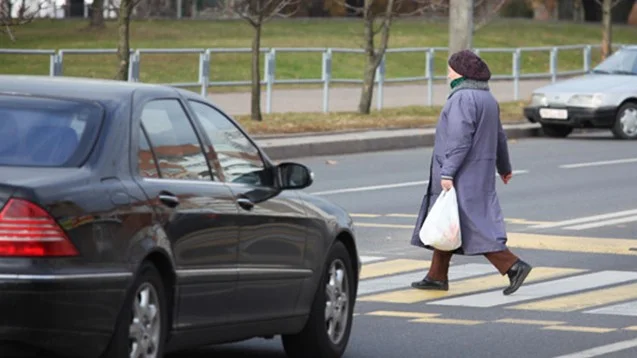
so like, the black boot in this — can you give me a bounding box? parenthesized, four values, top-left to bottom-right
(503, 260, 532, 296)
(411, 276, 449, 291)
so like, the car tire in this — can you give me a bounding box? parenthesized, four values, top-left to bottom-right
(101, 261, 167, 358)
(541, 123, 573, 138)
(611, 102, 637, 140)
(281, 240, 355, 358)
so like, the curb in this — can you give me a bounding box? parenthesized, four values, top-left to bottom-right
(255, 123, 543, 160)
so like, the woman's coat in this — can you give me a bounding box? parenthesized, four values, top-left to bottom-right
(410, 81, 513, 255)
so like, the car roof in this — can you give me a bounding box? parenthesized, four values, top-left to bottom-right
(0, 75, 179, 103)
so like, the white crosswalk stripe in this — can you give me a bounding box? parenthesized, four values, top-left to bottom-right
(355, 258, 637, 319)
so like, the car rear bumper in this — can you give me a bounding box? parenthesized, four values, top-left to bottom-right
(0, 271, 132, 358)
(524, 105, 617, 127)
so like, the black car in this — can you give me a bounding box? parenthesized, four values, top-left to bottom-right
(0, 75, 360, 358)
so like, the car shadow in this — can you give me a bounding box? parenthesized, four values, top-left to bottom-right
(167, 340, 287, 358)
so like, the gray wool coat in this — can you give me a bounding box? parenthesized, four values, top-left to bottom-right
(410, 79, 512, 255)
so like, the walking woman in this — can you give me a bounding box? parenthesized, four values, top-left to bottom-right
(410, 49, 532, 296)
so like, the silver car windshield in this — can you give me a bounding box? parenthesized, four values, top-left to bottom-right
(591, 49, 637, 75)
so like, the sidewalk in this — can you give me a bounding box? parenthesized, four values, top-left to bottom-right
(208, 79, 552, 115)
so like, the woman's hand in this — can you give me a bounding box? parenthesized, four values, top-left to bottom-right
(441, 179, 453, 191)
(500, 172, 513, 184)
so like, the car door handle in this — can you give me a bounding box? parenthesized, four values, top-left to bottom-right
(158, 192, 180, 208)
(237, 197, 254, 211)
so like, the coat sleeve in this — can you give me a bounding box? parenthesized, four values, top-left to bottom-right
(440, 94, 477, 180)
(495, 104, 513, 175)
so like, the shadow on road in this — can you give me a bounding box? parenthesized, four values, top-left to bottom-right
(167, 340, 287, 358)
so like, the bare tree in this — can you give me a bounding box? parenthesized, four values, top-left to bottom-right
(337, 0, 448, 115)
(228, 0, 301, 122)
(0, 0, 45, 42)
(596, 0, 623, 60)
(90, 0, 105, 28)
(116, 0, 143, 80)
(449, 0, 511, 59)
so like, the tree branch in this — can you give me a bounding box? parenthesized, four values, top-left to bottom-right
(0, 0, 46, 41)
(229, 0, 301, 28)
(474, 0, 511, 31)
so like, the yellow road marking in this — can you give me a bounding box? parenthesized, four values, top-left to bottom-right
(494, 318, 566, 326)
(387, 214, 418, 218)
(507, 233, 637, 256)
(410, 317, 485, 326)
(350, 213, 382, 218)
(359, 267, 584, 304)
(542, 325, 616, 334)
(505, 218, 553, 225)
(624, 326, 637, 331)
(366, 311, 439, 319)
(360, 259, 429, 280)
(509, 283, 637, 312)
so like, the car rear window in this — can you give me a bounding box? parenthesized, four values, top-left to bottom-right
(0, 95, 103, 167)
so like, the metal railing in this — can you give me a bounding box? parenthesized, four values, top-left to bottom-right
(0, 43, 627, 112)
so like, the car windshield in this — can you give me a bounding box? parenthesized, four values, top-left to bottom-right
(0, 95, 103, 167)
(591, 48, 637, 75)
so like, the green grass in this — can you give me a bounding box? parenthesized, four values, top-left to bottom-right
(0, 18, 634, 93)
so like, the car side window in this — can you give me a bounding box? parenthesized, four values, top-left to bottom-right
(140, 99, 213, 181)
(187, 100, 273, 187)
(138, 128, 160, 178)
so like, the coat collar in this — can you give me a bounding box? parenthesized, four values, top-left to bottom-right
(448, 79, 490, 99)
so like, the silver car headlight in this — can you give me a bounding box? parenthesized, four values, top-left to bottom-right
(567, 94, 605, 107)
(530, 93, 548, 106)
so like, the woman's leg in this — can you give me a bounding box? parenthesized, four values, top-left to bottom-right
(411, 249, 452, 290)
(484, 248, 532, 296)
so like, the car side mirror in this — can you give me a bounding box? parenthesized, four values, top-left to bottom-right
(277, 162, 314, 190)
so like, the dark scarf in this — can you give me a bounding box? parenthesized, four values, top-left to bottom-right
(448, 78, 490, 98)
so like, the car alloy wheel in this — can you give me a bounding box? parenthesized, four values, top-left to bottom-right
(619, 107, 637, 137)
(129, 283, 162, 358)
(325, 258, 350, 345)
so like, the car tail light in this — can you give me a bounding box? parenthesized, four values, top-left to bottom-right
(0, 198, 79, 257)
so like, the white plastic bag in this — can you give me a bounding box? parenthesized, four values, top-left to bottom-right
(419, 187, 462, 251)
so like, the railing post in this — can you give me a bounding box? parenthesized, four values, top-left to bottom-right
(513, 49, 521, 101)
(322, 49, 332, 113)
(199, 49, 210, 97)
(426, 48, 434, 106)
(57, 50, 65, 76)
(264, 48, 276, 114)
(49, 53, 59, 76)
(128, 51, 140, 82)
(550, 47, 558, 83)
(376, 53, 386, 111)
(583, 45, 592, 73)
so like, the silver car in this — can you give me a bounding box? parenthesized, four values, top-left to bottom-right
(524, 45, 637, 139)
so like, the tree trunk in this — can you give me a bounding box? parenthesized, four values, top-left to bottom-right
(250, 24, 263, 122)
(358, 12, 377, 114)
(627, 0, 637, 25)
(529, 0, 550, 20)
(573, 0, 585, 22)
(448, 0, 474, 56)
(90, 0, 105, 28)
(116, 0, 132, 81)
(601, 0, 612, 60)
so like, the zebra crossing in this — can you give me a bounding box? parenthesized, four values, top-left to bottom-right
(356, 256, 637, 318)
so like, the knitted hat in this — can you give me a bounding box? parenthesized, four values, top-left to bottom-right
(448, 49, 491, 81)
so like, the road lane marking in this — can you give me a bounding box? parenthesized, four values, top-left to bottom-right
(551, 338, 637, 358)
(585, 299, 637, 317)
(530, 208, 637, 229)
(360, 259, 429, 280)
(564, 215, 637, 230)
(429, 271, 637, 308)
(358, 267, 583, 304)
(559, 157, 637, 169)
(505, 233, 637, 256)
(358, 263, 496, 296)
(504, 218, 553, 225)
(509, 282, 637, 312)
(494, 318, 566, 326)
(386, 213, 418, 218)
(310, 169, 528, 196)
(310, 180, 429, 196)
(409, 317, 485, 325)
(366, 311, 439, 319)
(542, 325, 616, 334)
(359, 256, 386, 264)
(624, 326, 637, 331)
(350, 214, 382, 218)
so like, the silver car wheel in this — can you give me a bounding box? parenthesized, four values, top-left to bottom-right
(619, 108, 637, 137)
(324, 258, 350, 345)
(129, 283, 161, 358)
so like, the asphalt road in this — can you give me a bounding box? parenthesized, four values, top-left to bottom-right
(174, 129, 637, 358)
